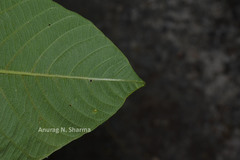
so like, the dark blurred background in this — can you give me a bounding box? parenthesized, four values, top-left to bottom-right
(48, 0, 240, 159)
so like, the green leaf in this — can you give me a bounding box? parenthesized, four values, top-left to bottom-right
(0, 0, 144, 159)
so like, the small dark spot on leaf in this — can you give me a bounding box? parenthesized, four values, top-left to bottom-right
(90, 80, 93, 82)
(38, 116, 43, 122)
(48, 24, 51, 26)
(69, 104, 72, 107)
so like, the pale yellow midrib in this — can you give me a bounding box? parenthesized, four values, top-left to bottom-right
(0, 69, 144, 83)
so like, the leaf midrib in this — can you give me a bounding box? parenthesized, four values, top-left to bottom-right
(0, 69, 144, 83)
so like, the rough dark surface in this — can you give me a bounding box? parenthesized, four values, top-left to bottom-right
(49, 0, 240, 160)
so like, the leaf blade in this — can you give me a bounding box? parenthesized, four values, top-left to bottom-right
(0, 0, 144, 159)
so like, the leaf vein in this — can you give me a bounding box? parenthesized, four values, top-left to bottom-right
(0, 6, 59, 46)
(5, 15, 77, 69)
(0, 69, 145, 83)
(31, 23, 91, 72)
